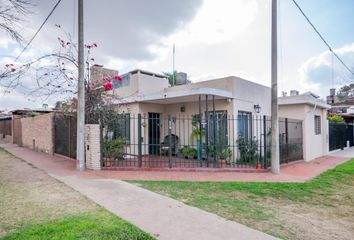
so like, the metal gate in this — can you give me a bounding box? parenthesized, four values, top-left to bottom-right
(13, 118, 22, 146)
(54, 115, 77, 158)
(0, 118, 11, 137)
(329, 122, 353, 151)
(279, 118, 303, 164)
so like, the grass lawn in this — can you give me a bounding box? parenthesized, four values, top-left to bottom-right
(2, 210, 153, 240)
(0, 148, 154, 240)
(132, 159, 354, 240)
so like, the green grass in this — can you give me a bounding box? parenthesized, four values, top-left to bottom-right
(1, 210, 154, 240)
(133, 159, 354, 202)
(0, 148, 154, 240)
(131, 159, 354, 240)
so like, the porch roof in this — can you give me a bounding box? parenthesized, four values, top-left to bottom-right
(113, 87, 233, 105)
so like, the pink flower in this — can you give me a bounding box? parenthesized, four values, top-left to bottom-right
(103, 81, 113, 91)
(5, 64, 9, 67)
(114, 75, 123, 81)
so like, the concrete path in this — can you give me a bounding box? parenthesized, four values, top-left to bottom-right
(329, 147, 354, 158)
(57, 175, 277, 240)
(0, 142, 278, 240)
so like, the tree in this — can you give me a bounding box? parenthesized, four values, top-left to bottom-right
(336, 83, 354, 102)
(327, 114, 345, 123)
(0, 25, 123, 124)
(163, 71, 191, 86)
(0, 0, 32, 43)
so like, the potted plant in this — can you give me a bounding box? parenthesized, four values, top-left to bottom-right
(181, 146, 197, 159)
(237, 137, 258, 166)
(102, 137, 126, 167)
(218, 148, 232, 167)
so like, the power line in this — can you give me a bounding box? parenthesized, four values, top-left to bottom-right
(15, 0, 62, 61)
(291, 0, 354, 76)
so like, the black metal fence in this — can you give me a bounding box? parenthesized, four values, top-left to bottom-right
(101, 113, 303, 169)
(329, 122, 354, 151)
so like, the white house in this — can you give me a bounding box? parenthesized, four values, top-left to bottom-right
(92, 66, 329, 169)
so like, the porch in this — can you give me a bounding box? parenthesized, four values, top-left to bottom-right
(101, 112, 303, 170)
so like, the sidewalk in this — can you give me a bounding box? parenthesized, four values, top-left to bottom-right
(0, 142, 278, 240)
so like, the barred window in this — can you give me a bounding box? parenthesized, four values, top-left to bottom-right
(314, 115, 321, 135)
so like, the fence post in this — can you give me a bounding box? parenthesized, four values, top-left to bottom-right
(263, 115, 267, 169)
(168, 114, 172, 168)
(138, 114, 142, 168)
(285, 118, 289, 164)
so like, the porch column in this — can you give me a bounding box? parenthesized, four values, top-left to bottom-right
(205, 95, 209, 164)
(198, 95, 202, 161)
(212, 95, 216, 163)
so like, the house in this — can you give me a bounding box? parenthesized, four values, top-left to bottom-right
(88, 67, 328, 169)
(326, 88, 354, 123)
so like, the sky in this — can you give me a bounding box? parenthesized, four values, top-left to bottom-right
(0, 0, 354, 110)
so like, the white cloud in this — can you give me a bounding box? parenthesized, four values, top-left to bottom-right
(298, 42, 354, 97)
(169, 0, 259, 46)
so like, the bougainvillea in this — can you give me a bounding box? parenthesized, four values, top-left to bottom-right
(114, 75, 123, 81)
(103, 81, 113, 91)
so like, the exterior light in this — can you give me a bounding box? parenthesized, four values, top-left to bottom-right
(254, 104, 261, 114)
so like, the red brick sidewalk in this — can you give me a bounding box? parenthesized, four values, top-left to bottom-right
(0, 142, 350, 182)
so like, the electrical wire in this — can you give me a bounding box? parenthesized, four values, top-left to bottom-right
(291, 0, 354, 76)
(15, 0, 62, 61)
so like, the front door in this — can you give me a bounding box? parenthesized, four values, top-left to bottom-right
(148, 113, 161, 155)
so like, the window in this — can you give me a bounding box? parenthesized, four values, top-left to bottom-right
(107, 113, 131, 142)
(238, 111, 252, 139)
(314, 115, 321, 135)
(112, 74, 130, 89)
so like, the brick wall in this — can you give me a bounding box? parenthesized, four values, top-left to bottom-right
(85, 124, 101, 170)
(20, 112, 54, 154)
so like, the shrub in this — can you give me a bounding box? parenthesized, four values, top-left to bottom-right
(103, 137, 126, 160)
(237, 137, 258, 164)
(327, 114, 345, 123)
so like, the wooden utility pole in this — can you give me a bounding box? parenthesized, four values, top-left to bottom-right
(76, 0, 85, 171)
(271, 0, 280, 174)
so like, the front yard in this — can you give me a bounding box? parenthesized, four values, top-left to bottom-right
(133, 159, 354, 240)
(0, 148, 154, 240)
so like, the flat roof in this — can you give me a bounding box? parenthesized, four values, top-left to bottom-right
(125, 69, 166, 79)
(278, 93, 331, 109)
(112, 87, 233, 105)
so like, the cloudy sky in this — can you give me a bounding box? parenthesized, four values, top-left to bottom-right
(1, 0, 354, 110)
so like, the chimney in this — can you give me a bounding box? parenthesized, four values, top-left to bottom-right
(330, 88, 336, 96)
(290, 90, 299, 96)
(175, 72, 187, 85)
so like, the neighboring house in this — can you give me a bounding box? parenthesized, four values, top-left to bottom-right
(93, 67, 330, 168)
(279, 91, 330, 161)
(326, 88, 354, 123)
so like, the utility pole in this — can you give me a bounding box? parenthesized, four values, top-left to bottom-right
(271, 0, 280, 174)
(76, 0, 85, 171)
(172, 43, 175, 86)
